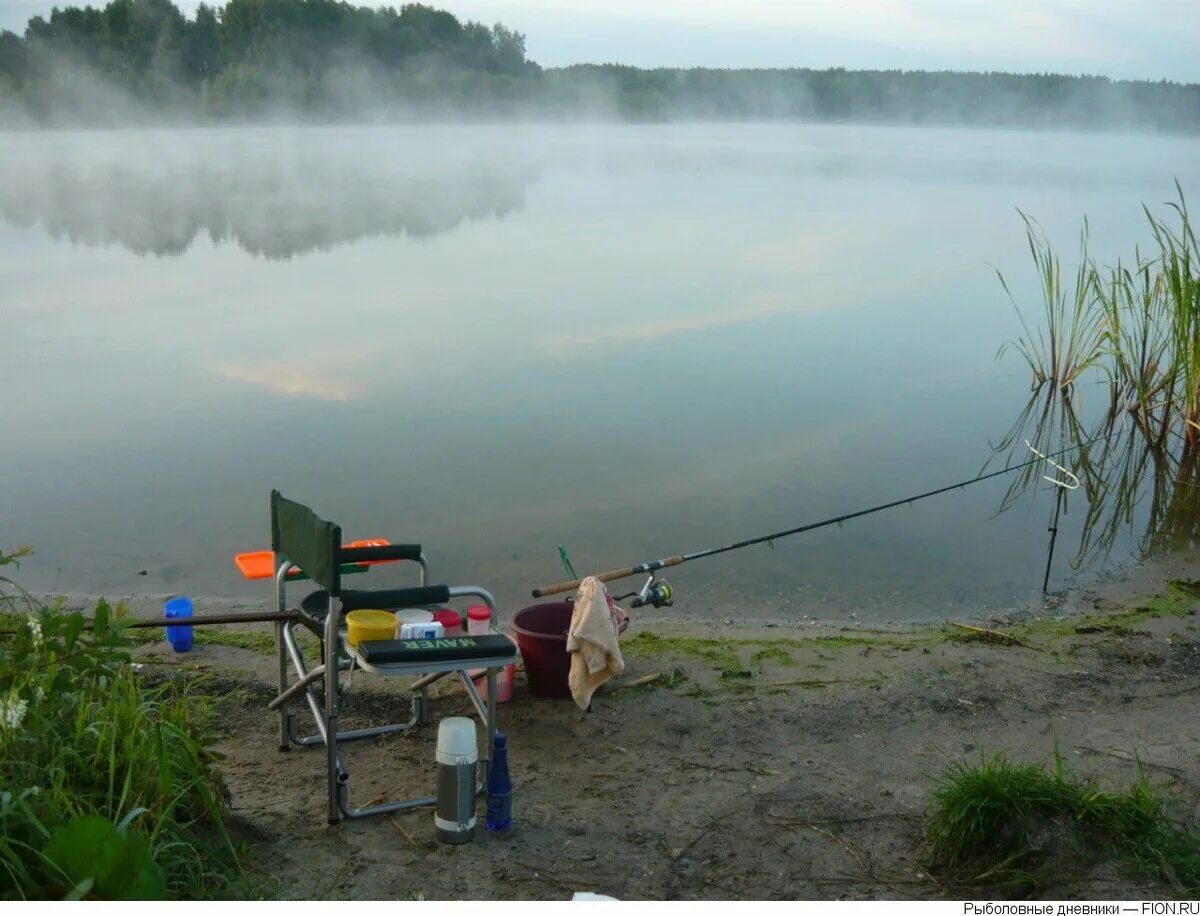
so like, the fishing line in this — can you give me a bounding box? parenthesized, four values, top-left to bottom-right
(532, 431, 1111, 598)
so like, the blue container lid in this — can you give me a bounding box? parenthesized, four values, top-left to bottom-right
(164, 596, 193, 617)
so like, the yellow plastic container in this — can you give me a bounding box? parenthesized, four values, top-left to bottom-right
(346, 609, 397, 647)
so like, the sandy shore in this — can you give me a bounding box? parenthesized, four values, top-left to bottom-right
(40, 550, 1200, 899)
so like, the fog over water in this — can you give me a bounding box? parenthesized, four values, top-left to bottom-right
(2, 122, 1199, 621)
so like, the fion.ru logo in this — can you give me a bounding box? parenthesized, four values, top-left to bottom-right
(967, 904, 1199, 916)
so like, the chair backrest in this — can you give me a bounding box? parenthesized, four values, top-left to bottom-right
(270, 490, 342, 593)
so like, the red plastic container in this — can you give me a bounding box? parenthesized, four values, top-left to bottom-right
(511, 601, 575, 699)
(432, 609, 463, 636)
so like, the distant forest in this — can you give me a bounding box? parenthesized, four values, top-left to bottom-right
(1, 0, 1199, 129)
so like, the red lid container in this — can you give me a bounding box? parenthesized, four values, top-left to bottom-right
(467, 605, 491, 622)
(433, 609, 463, 631)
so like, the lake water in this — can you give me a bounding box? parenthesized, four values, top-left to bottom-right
(2, 123, 1199, 622)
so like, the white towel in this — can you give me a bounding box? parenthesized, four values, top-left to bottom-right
(566, 576, 625, 710)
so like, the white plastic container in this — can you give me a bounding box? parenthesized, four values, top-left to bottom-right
(394, 608, 434, 638)
(466, 604, 491, 636)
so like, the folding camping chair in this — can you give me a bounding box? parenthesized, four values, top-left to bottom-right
(265, 490, 518, 824)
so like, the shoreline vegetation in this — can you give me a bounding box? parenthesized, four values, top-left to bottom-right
(0, 0, 1198, 129)
(0, 551, 244, 900)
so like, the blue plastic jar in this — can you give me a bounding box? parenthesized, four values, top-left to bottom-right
(163, 596, 194, 653)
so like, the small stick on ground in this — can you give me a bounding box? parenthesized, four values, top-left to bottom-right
(611, 672, 664, 691)
(677, 760, 725, 772)
(1072, 745, 1188, 777)
(950, 622, 1033, 648)
(802, 823, 873, 874)
(766, 811, 918, 827)
(388, 816, 430, 850)
(665, 818, 721, 862)
(1136, 683, 1200, 700)
(806, 876, 936, 888)
(513, 860, 602, 891)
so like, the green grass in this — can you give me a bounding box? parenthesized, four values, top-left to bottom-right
(623, 631, 747, 677)
(126, 625, 315, 657)
(1001, 582, 1198, 645)
(926, 748, 1200, 895)
(750, 644, 795, 668)
(621, 629, 914, 695)
(622, 629, 918, 678)
(625, 582, 1195, 685)
(1147, 580, 1200, 615)
(0, 587, 242, 899)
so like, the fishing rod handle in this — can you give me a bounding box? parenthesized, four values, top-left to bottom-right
(97, 610, 300, 630)
(531, 556, 684, 598)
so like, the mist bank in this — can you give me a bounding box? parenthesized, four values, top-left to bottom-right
(1, 0, 1199, 131)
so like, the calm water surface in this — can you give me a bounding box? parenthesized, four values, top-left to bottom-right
(3, 123, 1199, 620)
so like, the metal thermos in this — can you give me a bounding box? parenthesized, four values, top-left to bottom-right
(435, 717, 477, 844)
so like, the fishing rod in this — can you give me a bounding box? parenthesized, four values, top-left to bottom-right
(532, 436, 1100, 600)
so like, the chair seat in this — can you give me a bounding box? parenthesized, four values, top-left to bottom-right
(300, 589, 336, 618)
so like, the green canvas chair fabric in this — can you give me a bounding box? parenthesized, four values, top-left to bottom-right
(271, 489, 341, 592)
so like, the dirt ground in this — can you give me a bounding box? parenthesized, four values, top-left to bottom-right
(60, 553, 1200, 900)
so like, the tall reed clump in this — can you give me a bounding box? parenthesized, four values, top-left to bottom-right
(998, 213, 1105, 393)
(1001, 185, 1200, 448)
(0, 551, 241, 900)
(1148, 188, 1200, 445)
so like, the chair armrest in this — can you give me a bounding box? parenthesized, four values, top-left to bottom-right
(340, 585, 450, 611)
(340, 544, 422, 563)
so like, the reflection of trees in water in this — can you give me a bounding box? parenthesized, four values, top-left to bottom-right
(990, 384, 1200, 575)
(0, 142, 534, 258)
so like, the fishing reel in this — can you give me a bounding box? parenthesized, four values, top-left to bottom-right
(629, 574, 674, 609)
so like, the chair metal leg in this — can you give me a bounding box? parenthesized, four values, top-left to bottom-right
(279, 621, 418, 746)
(281, 624, 329, 743)
(485, 666, 498, 787)
(273, 559, 291, 751)
(276, 621, 289, 750)
(324, 591, 340, 825)
(417, 685, 430, 725)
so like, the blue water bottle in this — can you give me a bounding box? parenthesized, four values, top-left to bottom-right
(164, 596, 194, 653)
(485, 731, 512, 832)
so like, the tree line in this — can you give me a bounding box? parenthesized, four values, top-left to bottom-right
(1, 0, 1198, 129)
(0, 0, 534, 118)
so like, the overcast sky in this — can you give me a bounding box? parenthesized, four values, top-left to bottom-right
(2, 0, 1196, 83)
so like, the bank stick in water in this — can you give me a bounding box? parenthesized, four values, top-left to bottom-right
(531, 439, 1099, 598)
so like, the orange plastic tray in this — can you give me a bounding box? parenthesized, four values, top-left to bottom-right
(234, 538, 397, 580)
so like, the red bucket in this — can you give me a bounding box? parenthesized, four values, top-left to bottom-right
(511, 601, 575, 698)
(511, 600, 629, 699)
